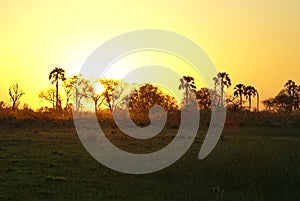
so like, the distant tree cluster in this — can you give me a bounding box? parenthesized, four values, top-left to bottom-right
(232, 84, 259, 111)
(129, 83, 178, 115)
(178, 72, 259, 112)
(262, 80, 300, 112)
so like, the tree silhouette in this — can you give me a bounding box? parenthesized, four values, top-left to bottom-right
(38, 87, 56, 109)
(0, 101, 6, 109)
(179, 76, 196, 107)
(262, 98, 275, 112)
(72, 75, 90, 112)
(284, 80, 299, 110)
(285, 80, 297, 97)
(244, 86, 257, 111)
(226, 95, 240, 110)
(297, 85, 300, 110)
(129, 83, 178, 120)
(234, 84, 245, 110)
(256, 89, 260, 112)
(62, 77, 75, 109)
(195, 87, 219, 110)
(213, 72, 231, 107)
(88, 80, 105, 112)
(100, 79, 127, 112)
(49, 67, 66, 110)
(8, 83, 25, 110)
(274, 90, 294, 112)
(262, 80, 300, 112)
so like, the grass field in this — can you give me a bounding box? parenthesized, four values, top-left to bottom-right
(0, 119, 299, 201)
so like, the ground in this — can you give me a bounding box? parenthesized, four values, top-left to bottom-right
(0, 119, 299, 201)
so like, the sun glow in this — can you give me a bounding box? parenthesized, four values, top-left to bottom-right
(94, 83, 105, 95)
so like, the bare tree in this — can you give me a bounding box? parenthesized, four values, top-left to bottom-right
(0, 101, 6, 109)
(62, 77, 75, 109)
(38, 87, 56, 109)
(72, 75, 91, 112)
(8, 83, 25, 110)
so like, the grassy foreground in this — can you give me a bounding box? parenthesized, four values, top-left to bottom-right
(0, 119, 299, 201)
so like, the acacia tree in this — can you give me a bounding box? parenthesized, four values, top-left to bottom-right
(49, 67, 66, 109)
(213, 72, 231, 107)
(234, 84, 245, 110)
(179, 76, 196, 107)
(8, 83, 25, 110)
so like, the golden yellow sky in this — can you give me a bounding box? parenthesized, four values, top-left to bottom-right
(0, 0, 300, 109)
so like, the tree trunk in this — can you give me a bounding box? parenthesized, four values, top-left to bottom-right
(185, 84, 189, 107)
(240, 93, 243, 110)
(249, 96, 251, 111)
(221, 82, 224, 108)
(52, 91, 55, 109)
(56, 79, 59, 110)
(95, 100, 98, 112)
(75, 89, 79, 112)
(257, 93, 259, 112)
(12, 101, 16, 110)
(65, 98, 69, 109)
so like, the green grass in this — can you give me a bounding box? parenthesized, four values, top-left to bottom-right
(0, 121, 299, 201)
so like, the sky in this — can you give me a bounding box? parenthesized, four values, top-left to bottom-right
(0, 0, 300, 109)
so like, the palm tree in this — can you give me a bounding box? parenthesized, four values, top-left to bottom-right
(297, 85, 300, 110)
(244, 86, 257, 111)
(284, 80, 298, 110)
(234, 84, 245, 110)
(285, 80, 297, 97)
(49, 67, 66, 109)
(179, 76, 196, 107)
(256, 89, 260, 112)
(214, 72, 231, 107)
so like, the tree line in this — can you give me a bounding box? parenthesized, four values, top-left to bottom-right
(262, 80, 300, 112)
(1, 67, 299, 115)
(37, 67, 178, 115)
